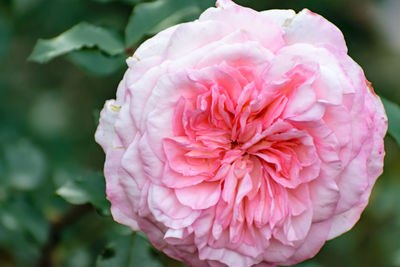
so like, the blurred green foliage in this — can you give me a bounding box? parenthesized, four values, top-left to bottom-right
(0, 0, 400, 266)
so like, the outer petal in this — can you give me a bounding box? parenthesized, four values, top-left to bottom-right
(201, 1, 285, 52)
(95, 99, 121, 153)
(104, 146, 141, 231)
(260, 9, 296, 26)
(283, 9, 347, 54)
(283, 220, 333, 265)
(328, 88, 387, 239)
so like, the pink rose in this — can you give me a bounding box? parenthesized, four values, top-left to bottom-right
(95, 0, 387, 266)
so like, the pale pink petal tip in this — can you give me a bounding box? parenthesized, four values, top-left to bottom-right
(216, 0, 236, 8)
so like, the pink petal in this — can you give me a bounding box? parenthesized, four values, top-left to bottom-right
(284, 9, 347, 54)
(175, 182, 221, 210)
(202, 0, 285, 53)
(162, 164, 206, 189)
(148, 184, 201, 229)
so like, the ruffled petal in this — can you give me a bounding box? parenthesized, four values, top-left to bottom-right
(175, 182, 221, 210)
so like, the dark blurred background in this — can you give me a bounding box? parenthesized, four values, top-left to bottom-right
(0, 0, 399, 266)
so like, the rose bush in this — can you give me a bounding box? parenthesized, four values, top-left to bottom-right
(95, 0, 387, 266)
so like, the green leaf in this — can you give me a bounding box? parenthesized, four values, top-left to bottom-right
(0, 16, 11, 62)
(63, 248, 92, 267)
(292, 261, 323, 267)
(1, 197, 49, 244)
(96, 233, 163, 267)
(29, 22, 124, 63)
(67, 50, 126, 76)
(91, 0, 115, 3)
(12, 0, 43, 15)
(195, 0, 215, 10)
(382, 97, 400, 146)
(0, 197, 49, 264)
(2, 139, 47, 191)
(91, 0, 142, 3)
(123, 0, 144, 4)
(125, 0, 204, 47)
(56, 172, 111, 215)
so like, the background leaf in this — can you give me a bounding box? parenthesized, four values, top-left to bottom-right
(96, 233, 163, 267)
(91, 0, 116, 3)
(56, 173, 111, 215)
(28, 22, 124, 63)
(0, 16, 11, 62)
(0, 196, 49, 265)
(125, 0, 213, 47)
(0, 138, 47, 191)
(1, 0, 400, 266)
(67, 50, 126, 76)
(381, 97, 400, 145)
(92, 0, 143, 3)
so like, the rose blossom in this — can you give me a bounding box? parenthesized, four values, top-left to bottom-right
(95, 0, 387, 266)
